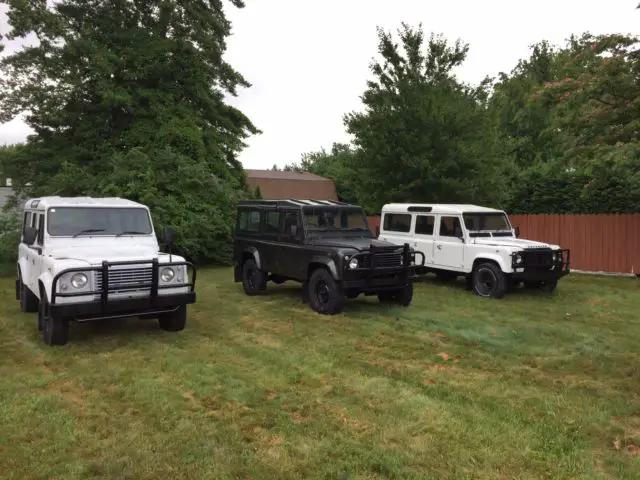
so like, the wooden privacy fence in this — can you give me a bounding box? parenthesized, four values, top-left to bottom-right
(367, 214, 640, 274)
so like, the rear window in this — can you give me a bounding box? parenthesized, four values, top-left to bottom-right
(382, 213, 412, 233)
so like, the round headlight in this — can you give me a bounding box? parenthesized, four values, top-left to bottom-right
(515, 255, 523, 264)
(161, 267, 175, 282)
(348, 258, 359, 270)
(70, 273, 88, 289)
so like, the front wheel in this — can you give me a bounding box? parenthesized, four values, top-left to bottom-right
(377, 282, 414, 306)
(20, 279, 39, 313)
(472, 262, 506, 299)
(40, 294, 69, 346)
(307, 268, 344, 315)
(159, 305, 187, 331)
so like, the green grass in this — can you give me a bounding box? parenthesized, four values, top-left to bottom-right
(0, 269, 639, 479)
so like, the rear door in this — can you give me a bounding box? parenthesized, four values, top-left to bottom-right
(413, 214, 436, 266)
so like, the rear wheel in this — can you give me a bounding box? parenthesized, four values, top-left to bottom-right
(308, 268, 344, 315)
(472, 262, 506, 299)
(159, 305, 187, 331)
(242, 258, 266, 295)
(40, 293, 69, 346)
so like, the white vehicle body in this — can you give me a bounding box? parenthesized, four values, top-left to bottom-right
(16, 196, 196, 345)
(378, 203, 570, 297)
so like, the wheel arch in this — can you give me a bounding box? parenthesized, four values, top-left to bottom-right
(307, 257, 339, 280)
(471, 254, 509, 273)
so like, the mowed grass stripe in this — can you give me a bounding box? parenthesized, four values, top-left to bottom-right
(0, 268, 638, 479)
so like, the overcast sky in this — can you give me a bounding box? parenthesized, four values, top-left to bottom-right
(0, 0, 638, 169)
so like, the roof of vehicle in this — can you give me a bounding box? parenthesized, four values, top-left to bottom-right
(237, 199, 362, 209)
(381, 203, 505, 214)
(23, 196, 148, 210)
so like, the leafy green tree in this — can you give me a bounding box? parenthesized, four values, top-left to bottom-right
(0, 0, 259, 264)
(341, 23, 510, 213)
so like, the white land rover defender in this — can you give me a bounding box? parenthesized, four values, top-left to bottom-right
(16, 196, 197, 346)
(377, 203, 570, 298)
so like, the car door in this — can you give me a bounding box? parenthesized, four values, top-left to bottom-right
(433, 215, 465, 271)
(260, 208, 282, 273)
(413, 214, 436, 266)
(278, 209, 306, 280)
(24, 212, 45, 293)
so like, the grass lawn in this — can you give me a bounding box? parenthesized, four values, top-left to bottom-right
(0, 268, 639, 479)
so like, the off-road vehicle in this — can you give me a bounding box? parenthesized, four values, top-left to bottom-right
(233, 199, 424, 314)
(378, 203, 570, 298)
(16, 196, 197, 346)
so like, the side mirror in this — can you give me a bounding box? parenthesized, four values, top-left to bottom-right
(23, 226, 38, 246)
(290, 225, 298, 237)
(164, 225, 175, 245)
(514, 226, 520, 238)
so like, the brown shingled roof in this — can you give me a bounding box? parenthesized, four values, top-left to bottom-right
(246, 169, 338, 200)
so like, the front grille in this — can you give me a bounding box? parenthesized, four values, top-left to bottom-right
(520, 249, 554, 268)
(361, 252, 403, 268)
(95, 266, 153, 293)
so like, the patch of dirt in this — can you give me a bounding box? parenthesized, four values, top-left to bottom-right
(263, 390, 278, 401)
(291, 410, 311, 423)
(437, 352, 450, 361)
(613, 437, 640, 456)
(42, 379, 87, 407)
(242, 316, 293, 335)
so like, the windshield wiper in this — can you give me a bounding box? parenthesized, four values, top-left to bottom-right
(72, 228, 105, 238)
(116, 230, 147, 237)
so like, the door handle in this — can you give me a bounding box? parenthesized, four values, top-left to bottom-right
(436, 244, 442, 250)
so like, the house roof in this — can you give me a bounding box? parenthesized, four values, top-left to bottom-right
(245, 169, 338, 201)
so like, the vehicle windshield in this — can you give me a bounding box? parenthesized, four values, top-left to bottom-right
(303, 208, 370, 233)
(462, 212, 512, 233)
(47, 207, 153, 237)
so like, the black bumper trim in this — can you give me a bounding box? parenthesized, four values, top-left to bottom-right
(511, 269, 570, 282)
(51, 292, 196, 319)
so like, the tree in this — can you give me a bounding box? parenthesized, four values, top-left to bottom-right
(341, 23, 510, 213)
(0, 0, 259, 264)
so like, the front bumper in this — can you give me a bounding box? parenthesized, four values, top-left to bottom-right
(50, 292, 196, 320)
(342, 243, 425, 291)
(511, 248, 570, 282)
(50, 258, 196, 321)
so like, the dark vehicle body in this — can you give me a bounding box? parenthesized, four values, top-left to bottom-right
(233, 199, 424, 314)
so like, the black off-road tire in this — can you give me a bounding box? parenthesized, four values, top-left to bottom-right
(40, 293, 69, 346)
(307, 268, 345, 315)
(19, 277, 39, 313)
(159, 305, 187, 332)
(472, 262, 506, 299)
(242, 258, 266, 296)
(377, 282, 414, 306)
(540, 279, 558, 293)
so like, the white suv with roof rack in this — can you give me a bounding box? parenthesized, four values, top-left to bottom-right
(16, 196, 197, 346)
(377, 203, 570, 298)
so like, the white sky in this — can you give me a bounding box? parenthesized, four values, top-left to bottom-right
(0, 0, 638, 169)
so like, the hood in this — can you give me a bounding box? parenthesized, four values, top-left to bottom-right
(47, 245, 162, 266)
(471, 237, 558, 250)
(307, 236, 399, 252)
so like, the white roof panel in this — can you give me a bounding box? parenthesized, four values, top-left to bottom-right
(381, 203, 504, 214)
(24, 196, 147, 210)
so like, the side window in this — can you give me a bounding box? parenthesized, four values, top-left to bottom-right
(438, 216, 463, 238)
(382, 213, 412, 233)
(36, 214, 44, 245)
(264, 210, 280, 235)
(23, 212, 31, 232)
(415, 215, 434, 235)
(282, 211, 300, 238)
(238, 210, 261, 232)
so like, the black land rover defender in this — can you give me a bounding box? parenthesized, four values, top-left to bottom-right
(233, 199, 425, 314)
